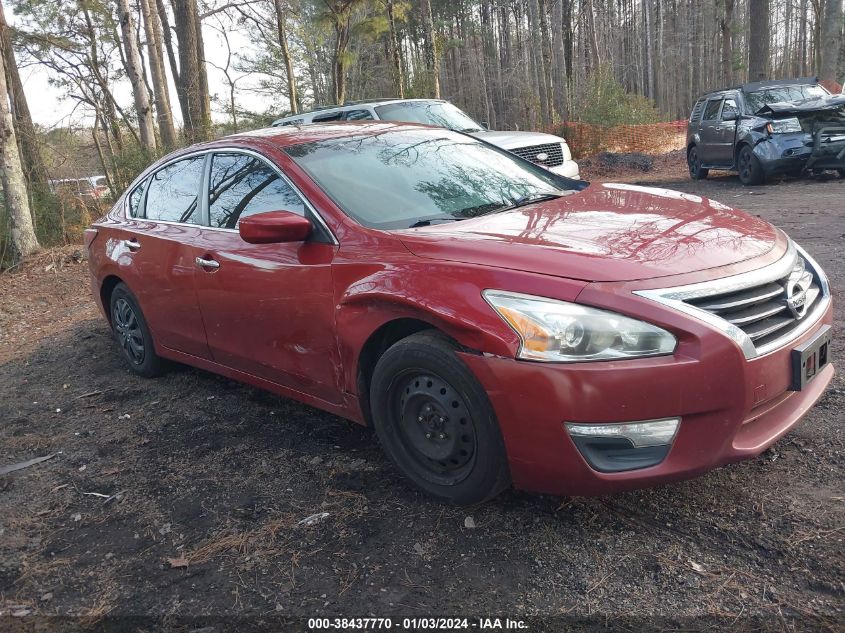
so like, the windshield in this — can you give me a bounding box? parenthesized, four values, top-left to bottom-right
(285, 129, 574, 229)
(745, 84, 829, 113)
(374, 101, 484, 133)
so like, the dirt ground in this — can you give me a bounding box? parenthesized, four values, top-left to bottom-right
(0, 159, 843, 632)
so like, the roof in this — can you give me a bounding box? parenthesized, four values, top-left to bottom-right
(272, 98, 448, 123)
(699, 76, 820, 98)
(214, 121, 437, 150)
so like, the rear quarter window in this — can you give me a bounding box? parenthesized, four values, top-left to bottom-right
(127, 179, 147, 218)
(690, 99, 706, 124)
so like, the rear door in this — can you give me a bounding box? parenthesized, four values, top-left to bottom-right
(192, 150, 341, 402)
(697, 98, 724, 163)
(117, 154, 212, 359)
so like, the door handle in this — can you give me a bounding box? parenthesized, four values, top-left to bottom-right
(125, 238, 141, 251)
(195, 256, 220, 270)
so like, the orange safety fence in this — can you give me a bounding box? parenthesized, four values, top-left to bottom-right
(548, 120, 688, 159)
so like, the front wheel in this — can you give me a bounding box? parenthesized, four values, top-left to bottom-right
(369, 332, 510, 504)
(737, 145, 765, 185)
(687, 146, 709, 180)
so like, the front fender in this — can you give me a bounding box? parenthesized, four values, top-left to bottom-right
(332, 259, 587, 395)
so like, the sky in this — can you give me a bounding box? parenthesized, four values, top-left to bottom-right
(8, 11, 277, 129)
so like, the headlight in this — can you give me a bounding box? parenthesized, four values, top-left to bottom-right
(767, 117, 802, 134)
(483, 290, 677, 362)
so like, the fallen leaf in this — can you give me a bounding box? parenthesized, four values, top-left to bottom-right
(167, 556, 189, 569)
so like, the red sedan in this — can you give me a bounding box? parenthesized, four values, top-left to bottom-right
(86, 122, 834, 503)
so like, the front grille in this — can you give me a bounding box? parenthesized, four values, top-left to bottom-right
(510, 143, 564, 167)
(684, 255, 822, 351)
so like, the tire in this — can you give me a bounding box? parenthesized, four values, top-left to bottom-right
(737, 145, 765, 185)
(109, 283, 163, 378)
(687, 146, 709, 180)
(369, 331, 510, 504)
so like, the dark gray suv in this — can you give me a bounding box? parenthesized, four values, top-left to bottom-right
(686, 77, 845, 185)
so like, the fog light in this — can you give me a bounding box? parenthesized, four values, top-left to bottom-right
(565, 418, 680, 473)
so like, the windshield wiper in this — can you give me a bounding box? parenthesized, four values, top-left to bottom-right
(483, 192, 566, 216)
(408, 218, 465, 228)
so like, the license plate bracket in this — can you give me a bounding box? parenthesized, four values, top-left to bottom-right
(790, 325, 832, 391)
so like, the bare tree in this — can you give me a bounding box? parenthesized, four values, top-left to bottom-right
(818, 0, 844, 84)
(421, 0, 440, 98)
(273, 0, 299, 113)
(139, 0, 177, 148)
(117, 0, 156, 154)
(171, 0, 211, 141)
(748, 0, 770, 80)
(0, 42, 38, 261)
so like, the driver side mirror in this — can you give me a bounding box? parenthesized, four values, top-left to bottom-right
(480, 120, 490, 130)
(722, 110, 738, 122)
(238, 211, 313, 244)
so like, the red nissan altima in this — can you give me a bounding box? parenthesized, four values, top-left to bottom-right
(86, 122, 834, 503)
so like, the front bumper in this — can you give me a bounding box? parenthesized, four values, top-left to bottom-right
(754, 130, 845, 176)
(459, 299, 833, 497)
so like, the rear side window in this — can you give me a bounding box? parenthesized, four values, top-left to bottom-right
(312, 111, 343, 123)
(702, 99, 722, 121)
(207, 153, 306, 229)
(345, 109, 374, 121)
(278, 118, 303, 126)
(127, 179, 146, 218)
(144, 156, 204, 224)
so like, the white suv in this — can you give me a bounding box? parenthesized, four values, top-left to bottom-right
(272, 99, 580, 180)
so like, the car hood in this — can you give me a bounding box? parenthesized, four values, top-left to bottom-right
(397, 184, 781, 283)
(469, 129, 568, 149)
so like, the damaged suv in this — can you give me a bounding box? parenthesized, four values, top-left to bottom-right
(687, 77, 845, 185)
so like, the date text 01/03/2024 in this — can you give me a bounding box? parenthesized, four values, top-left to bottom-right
(306, 617, 528, 630)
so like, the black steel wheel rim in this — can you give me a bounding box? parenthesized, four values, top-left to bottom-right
(112, 298, 145, 365)
(688, 148, 698, 175)
(390, 371, 478, 485)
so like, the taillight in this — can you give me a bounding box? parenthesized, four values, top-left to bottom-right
(84, 228, 98, 249)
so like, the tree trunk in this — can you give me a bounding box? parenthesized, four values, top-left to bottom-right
(819, 0, 843, 84)
(385, 0, 404, 98)
(171, 0, 210, 142)
(720, 0, 735, 84)
(0, 0, 48, 195)
(551, 0, 568, 119)
(274, 0, 300, 112)
(118, 0, 156, 154)
(747, 0, 770, 81)
(421, 0, 440, 98)
(527, 0, 550, 126)
(139, 0, 177, 148)
(0, 42, 38, 262)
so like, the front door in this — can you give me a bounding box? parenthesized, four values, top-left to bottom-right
(192, 151, 341, 403)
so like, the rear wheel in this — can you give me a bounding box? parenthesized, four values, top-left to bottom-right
(737, 145, 765, 185)
(109, 283, 163, 378)
(687, 146, 709, 180)
(369, 332, 510, 504)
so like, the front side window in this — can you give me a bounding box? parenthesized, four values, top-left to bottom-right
(374, 101, 484, 133)
(208, 153, 306, 229)
(702, 99, 722, 121)
(285, 129, 574, 230)
(722, 99, 739, 120)
(144, 156, 204, 223)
